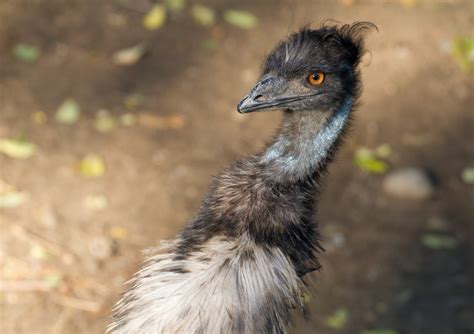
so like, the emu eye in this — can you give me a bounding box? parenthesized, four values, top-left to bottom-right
(307, 71, 325, 86)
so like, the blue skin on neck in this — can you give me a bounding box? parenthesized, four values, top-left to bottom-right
(261, 97, 353, 180)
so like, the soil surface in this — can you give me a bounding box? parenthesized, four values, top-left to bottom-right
(0, 1, 473, 333)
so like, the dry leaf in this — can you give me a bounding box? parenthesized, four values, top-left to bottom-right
(143, 4, 167, 30)
(0, 180, 28, 208)
(113, 44, 146, 66)
(79, 155, 106, 177)
(30, 245, 49, 260)
(223, 10, 258, 29)
(94, 110, 117, 132)
(0, 138, 36, 159)
(124, 94, 144, 110)
(461, 167, 474, 184)
(326, 309, 349, 329)
(301, 292, 312, 304)
(451, 37, 474, 72)
(109, 227, 129, 240)
(0, 190, 28, 208)
(13, 43, 41, 62)
(120, 113, 137, 126)
(354, 147, 389, 174)
(32, 111, 47, 124)
(165, 0, 185, 11)
(375, 144, 392, 158)
(56, 99, 80, 124)
(191, 5, 215, 27)
(84, 195, 108, 210)
(421, 234, 458, 250)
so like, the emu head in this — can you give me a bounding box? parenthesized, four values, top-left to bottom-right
(237, 22, 376, 114)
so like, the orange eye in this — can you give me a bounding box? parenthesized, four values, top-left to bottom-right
(307, 71, 325, 85)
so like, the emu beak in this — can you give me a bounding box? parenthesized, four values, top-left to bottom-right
(237, 76, 286, 114)
(237, 76, 317, 114)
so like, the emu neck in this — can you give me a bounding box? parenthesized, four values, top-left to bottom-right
(261, 98, 352, 182)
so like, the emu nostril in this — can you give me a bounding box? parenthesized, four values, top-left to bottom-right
(254, 94, 265, 102)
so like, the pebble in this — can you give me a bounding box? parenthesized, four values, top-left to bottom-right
(88, 236, 114, 260)
(383, 168, 435, 199)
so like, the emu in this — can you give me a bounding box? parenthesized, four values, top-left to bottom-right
(109, 22, 374, 334)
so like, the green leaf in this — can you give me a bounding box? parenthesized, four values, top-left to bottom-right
(143, 4, 167, 30)
(354, 148, 388, 174)
(94, 110, 117, 132)
(13, 43, 41, 62)
(451, 37, 474, 72)
(362, 330, 398, 334)
(223, 10, 258, 29)
(301, 292, 312, 304)
(165, 0, 185, 11)
(461, 167, 474, 184)
(124, 93, 144, 110)
(191, 5, 215, 27)
(55, 99, 80, 124)
(0, 138, 36, 159)
(79, 154, 106, 177)
(326, 308, 348, 329)
(421, 234, 458, 250)
(119, 113, 137, 126)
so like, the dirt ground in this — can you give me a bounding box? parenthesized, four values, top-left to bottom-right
(0, 0, 473, 333)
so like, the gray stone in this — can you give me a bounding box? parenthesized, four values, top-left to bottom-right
(383, 168, 435, 199)
(88, 236, 114, 260)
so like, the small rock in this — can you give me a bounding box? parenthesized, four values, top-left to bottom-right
(112, 44, 146, 66)
(88, 237, 114, 260)
(383, 168, 435, 199)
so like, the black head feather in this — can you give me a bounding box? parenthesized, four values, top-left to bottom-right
(240, 21, 377, 110)
(263, 22, 376, 76)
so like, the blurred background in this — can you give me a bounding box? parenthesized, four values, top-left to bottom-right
(0, 0, 473, 333)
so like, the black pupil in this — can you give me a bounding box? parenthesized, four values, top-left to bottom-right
(312, 73, 320, 80)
